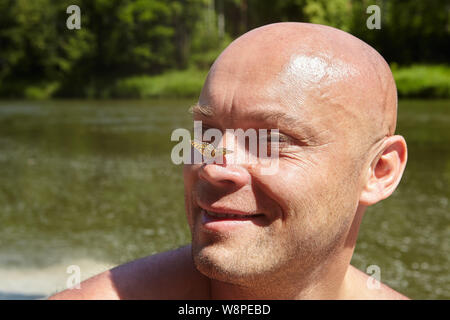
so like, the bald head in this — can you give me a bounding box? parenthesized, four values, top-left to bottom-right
(200, 22, 397, 152)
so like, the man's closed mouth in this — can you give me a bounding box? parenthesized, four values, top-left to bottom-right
(203, 209, 264, 220)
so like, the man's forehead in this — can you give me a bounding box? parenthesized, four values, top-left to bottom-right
(195, 77, 354, 139)
(197, 54, 361, 135)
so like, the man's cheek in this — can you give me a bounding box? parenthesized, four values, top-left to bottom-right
(263, 164, 316, 199)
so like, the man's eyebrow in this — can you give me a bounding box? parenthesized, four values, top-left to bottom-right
(246, 110, 300, 127)
(189, 104, 214, 117)
(245, 109, 320, 139)
(190, 104, 302, 126)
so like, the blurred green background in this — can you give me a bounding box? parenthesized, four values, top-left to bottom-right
(0, 0, 449, 99)
(0, 0, 448, 299)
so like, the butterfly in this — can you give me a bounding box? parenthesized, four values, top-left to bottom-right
(190, 140, 233, 159)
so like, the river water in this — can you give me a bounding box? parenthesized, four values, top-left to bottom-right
(0, 99, 448, 299)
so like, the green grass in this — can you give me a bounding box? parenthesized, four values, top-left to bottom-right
(113, 68, 208, 99)
(24, 82, 60, 100)
(392, 64, 450, 98)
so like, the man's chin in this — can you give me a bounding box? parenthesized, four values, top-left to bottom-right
(191, 242, 273, 286)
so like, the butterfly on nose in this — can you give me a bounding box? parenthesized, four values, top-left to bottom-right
(190, 140, 233, 159)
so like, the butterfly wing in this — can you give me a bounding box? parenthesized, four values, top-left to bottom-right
(191, 140, 207, 152)
(191, 140, 232, 159)
(191, 140, 214, 158)
(215, 148, 233, 156)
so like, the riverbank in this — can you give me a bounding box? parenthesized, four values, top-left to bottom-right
(6, 64, 450, 100)
(392, 64, 450, 99)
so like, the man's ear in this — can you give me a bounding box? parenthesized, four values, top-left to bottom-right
(359, 135, 408, 206)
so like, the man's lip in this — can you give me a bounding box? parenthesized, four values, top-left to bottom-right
(200, 209, 265, 231)
(197, 203, 264, 217)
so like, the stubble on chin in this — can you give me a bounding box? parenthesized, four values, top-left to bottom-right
(190, 228, 295, 287)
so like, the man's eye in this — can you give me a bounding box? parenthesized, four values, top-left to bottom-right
(260, 131, 289, 144)
(273, 133, 289, 143)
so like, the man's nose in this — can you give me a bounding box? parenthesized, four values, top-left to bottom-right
(198, 163, 251, 189)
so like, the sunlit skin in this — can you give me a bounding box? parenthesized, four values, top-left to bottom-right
(49, 22, 408, 300)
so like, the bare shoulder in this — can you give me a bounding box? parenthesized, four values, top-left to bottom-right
(345, 265, 410, 300)
(49, 244, 209, 300)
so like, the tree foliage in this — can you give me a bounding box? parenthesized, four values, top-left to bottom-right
(0, 0, 448, 97)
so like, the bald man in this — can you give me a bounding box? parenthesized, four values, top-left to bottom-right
(50, 22, 408, 300)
